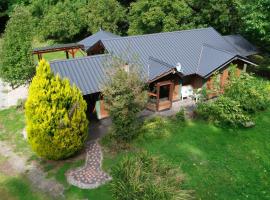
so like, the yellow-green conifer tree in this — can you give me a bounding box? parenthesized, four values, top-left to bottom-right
(25, 59, 88, 160)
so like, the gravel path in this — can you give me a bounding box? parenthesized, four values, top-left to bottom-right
(66, 140, 111, 189)
(0, 80, 28, 110)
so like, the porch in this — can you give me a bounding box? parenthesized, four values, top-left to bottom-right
(142, 98, 196, 118)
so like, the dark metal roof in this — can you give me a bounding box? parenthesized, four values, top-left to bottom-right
(33, 43, 84, 53)
(223, 35, 258, 56)
(78, 30, 120, 52)
(148, 57, 175, 81)
(101, 27, 241, 77)
(50, 54, 111, 95)
(197, 44, 236, 77)
(50, 27, 258, 95)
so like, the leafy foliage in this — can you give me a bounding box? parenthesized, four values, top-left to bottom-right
(102, 57, 148, 142)
(175, 108, 186, 122)
(140, 116, 171, 140)
(111, 152, 193, 200)
(79, 0, 127, 35)
(128, 0, 194, 35)
(40, 0, 84, 41)
(189, 0, 241, 34)
(196, 65, 270, 127)
(25, 60, 88, 160)
(239, 0, 270, 50)
(0, 5, 34, 88)
(196, 96, 251, 127)
(224, 73, 270, 114)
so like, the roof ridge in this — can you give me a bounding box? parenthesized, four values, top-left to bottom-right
(50, 54, 110, 64)
(211, 28, 241, 54)
(148, 56, 174, 69)
(101, 27, 214, 42)
(196, 45, 204, 74)
(202, 43, 237, 56)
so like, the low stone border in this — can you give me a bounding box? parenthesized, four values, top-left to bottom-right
(66, 140, 111, 189)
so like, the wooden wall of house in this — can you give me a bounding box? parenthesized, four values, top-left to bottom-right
(87, 41, 105, 56)
(95, 98, 109, 120)
(205, 59, 246, 98)
(182, 75, 204, 89)
(150, 73, 182, 101)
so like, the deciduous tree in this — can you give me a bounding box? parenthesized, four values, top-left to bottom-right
(79, 0, 127, 35)
(102, 57, 148, 142)
(40, 0, 84, 42)
(128, 0, 195, 35)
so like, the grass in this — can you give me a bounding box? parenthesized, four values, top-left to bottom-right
(0, 107, 112, 199)
(1, 107, 270, 199)
(102, 109, 270, 200)
(32, 39, 86, 62)
(0, 107, 29, 154)
(0, 155, 47, 200)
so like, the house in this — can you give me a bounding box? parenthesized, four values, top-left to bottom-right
(50, 27, 258, 119)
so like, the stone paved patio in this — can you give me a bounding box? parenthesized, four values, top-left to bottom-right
(66, 140, 111, 189)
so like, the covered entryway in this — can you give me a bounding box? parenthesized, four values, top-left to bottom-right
(147, 80, 174, 111)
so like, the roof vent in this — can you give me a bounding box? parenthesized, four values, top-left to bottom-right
(176, 62, 183, 73)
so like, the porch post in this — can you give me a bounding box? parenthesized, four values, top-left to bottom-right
(178, 79, 182, 100)
(156, 83, 160, 111)
(169, 83, 174, 108)
(243, 64, 247, 72)
(65, 51, 69, 59)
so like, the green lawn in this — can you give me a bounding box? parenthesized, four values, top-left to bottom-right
(35, 50, 86, 62)
(101, 109, 270, 200)
(0, 107, 270, 199)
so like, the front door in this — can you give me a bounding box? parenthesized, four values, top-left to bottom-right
(156, 81, 174, 111)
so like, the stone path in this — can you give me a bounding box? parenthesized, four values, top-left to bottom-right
(66, 140, 111, 189)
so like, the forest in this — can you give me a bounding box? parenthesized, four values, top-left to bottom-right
(0, 0, 269, 49)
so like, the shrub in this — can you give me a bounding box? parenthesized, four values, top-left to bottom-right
(140, 116, 171, 139)
(175, 108, 186, 122)
(224, 73, 270, 113)
(102, 57, 148, 142)
(25, 60, 88, 160)
(16, 99, 26, 111)
(110, 152, 193, 200)
(196, 96, 251, 127)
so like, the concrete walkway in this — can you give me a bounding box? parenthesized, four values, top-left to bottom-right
(0, 80, 28, 110)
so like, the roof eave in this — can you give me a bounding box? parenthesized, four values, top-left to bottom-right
(203, 55, 258, 79)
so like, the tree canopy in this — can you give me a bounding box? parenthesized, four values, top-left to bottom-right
(128, 0, 195, 35)
(79, 0, 127, 35)
(0, 5, 34, 88)
(3, 0, 269, 51)
(40, 0, 84, 41)
(239, 0, 270, 50)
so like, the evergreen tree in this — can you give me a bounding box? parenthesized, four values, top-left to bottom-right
(25, 59, 88, 160)
(0, 5, 34, 88)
